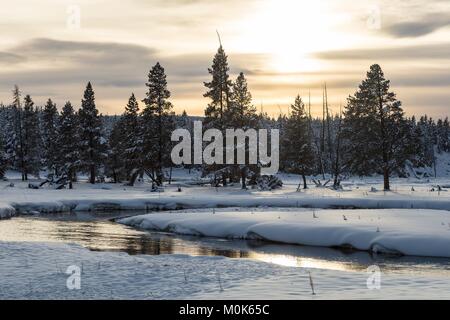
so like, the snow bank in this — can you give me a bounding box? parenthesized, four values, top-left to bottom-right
(2, 171, 450, 215)
(119, 208, 450, 258)
(0, 171, 450, 214)
(0, 202, 15, 219)
(6, 192, 450, 215)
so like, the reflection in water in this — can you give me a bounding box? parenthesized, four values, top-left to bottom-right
(1, 213, 450, 276)
(0, 214, 253, 257)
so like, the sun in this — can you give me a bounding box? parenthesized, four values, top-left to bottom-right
(235, 0, 345, 73)
(271, 52, 321, 74)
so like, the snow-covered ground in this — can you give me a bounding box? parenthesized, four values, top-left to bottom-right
(2, 169, 450, 299)
(119, 208, 450, 258)
(2, 241, 450, 300)
(1, 169, 450, 217)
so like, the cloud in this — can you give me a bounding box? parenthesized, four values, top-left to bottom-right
(0, 38, 267, 87)
(13, 38, 156, 66)
(392, 70, 450, 87)
(0, 52, 26, 64)
(384, 13, 450, 38)
(315, 43, 450, 61)
(0, 38, 262, 112)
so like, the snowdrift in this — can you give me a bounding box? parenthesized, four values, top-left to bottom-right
(119, 208, 450, 258)
(5, 193, 450, 216)
(0, 203, 15, 219)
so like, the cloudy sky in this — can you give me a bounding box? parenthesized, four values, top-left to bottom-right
(0, 0, 449, 118)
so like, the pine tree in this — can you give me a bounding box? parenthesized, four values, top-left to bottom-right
(204, 45, 233, 130)
(41, 98, 60, 175)
(203, 45, 233, 185)
(6, 86, 26, 179)
(142, 62, 175, 186)
(227, 72, 258, 188)
(282, 95, 315, 189)
(417, 115, 438, 176)
(342, 64, 411, 190)
(332, 107, 344, 188)
(443, 118, 450, 152)
(0, 133, 7, 179)
(106, 118, 126, 183)
(22, 95, 41, 179)
(227, 72, 257, 127)
(437, 117, 450, 153)
(78, 82, 103, 184)
(4, 106, 18, 171)
(58, 101, 79, 187)
(122, 93, 141, 182)
(175, 110, 196, 173)
(407, 118, 420, 168)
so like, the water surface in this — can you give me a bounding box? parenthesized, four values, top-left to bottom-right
(1, 212, 450, 277)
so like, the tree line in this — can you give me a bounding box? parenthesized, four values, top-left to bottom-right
(0, 45, 449, 190)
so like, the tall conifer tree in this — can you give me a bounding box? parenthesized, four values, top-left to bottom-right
(78, 82, 103, 184)
(342, 64, 411, 190)
(41, 98, 59, 175)
(142, 63, 175, 186)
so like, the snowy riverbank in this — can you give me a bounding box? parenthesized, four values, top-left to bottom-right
(2, 170, 450, 218)
(119, 208, 450, 258)
(0, 202, 15, 219)
(2, 170, 450, 259)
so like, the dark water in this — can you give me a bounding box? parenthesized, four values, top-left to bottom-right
(1, 212, 450, 275)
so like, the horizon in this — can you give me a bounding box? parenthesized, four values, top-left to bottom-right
(0, 0, 449, 118)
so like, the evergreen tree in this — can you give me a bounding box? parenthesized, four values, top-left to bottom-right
(282, 95, 315, 189)
(437, 117, 450, 153)
(6, 86, 26, 179)
(4, 106, 18, 171)
(342, 64, 411, 190)
(142, 62, 175, 186)
(334, 114, 344, 188)
(41, 98, 60, 175)
(203, 45, 233, 185)
(78, 82, 103, 184)
(204, 45, 233, 130)
(22, 95, 41, 179)
(404, 117, 424, 169)
(106, 118, 126, 183)
(122, 93, 142, 181)
(417, 115, 437, 175)
(227, 72, 258, 188)
(0, 133, 7, 179)
(174, 110, 197, 174)
(228, 72, 257, 127)
(58, 101, 79, 187)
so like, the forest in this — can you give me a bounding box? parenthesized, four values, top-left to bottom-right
(1, 46, 449, 191)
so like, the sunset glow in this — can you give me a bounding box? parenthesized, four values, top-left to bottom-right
(0, 0, 449, 117)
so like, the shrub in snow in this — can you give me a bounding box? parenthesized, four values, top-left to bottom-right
(312, 179, 331, 188)
(256, 175, 283, 191)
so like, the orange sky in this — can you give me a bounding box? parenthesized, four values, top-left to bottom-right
(0, 0, 449, 118)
